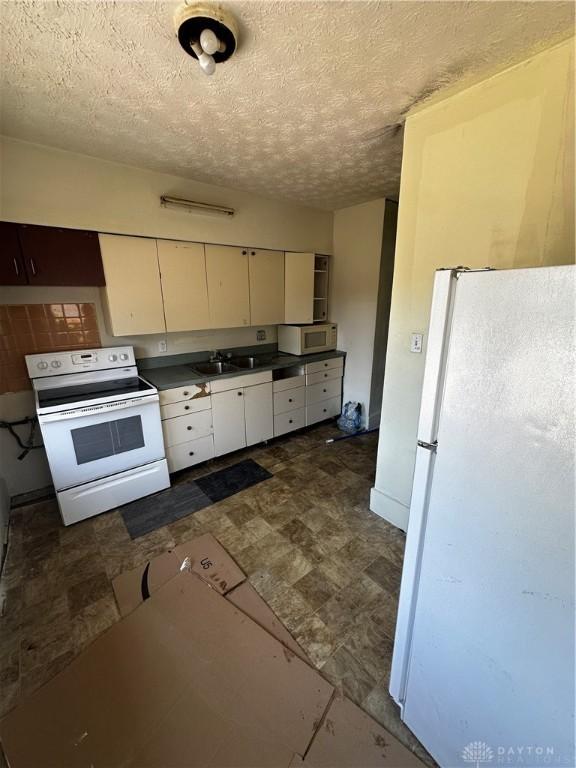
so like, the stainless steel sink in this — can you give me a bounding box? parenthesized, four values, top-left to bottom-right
(230, 356, 273, 369)
(191, 361, 238, 376)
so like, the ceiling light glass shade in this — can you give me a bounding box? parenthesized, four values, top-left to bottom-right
(200, 28, 220, 55)
(198, 51, 216, 75)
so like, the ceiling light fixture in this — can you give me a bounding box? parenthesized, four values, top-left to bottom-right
(160, 195, 235, 217)
(174, 2, 238, 77)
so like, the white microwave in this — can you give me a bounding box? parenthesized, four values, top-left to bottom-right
(277, 324, 337, 356)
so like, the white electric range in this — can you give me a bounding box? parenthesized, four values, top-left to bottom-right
(26, 346, 170, 526)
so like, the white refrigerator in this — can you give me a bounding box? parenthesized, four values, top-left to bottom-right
(390, 266, 575, 768)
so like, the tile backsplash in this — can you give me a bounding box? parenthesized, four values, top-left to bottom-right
(0, 303, 101, 394)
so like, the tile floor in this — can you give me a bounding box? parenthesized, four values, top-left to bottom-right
(0, 422, 433, 765)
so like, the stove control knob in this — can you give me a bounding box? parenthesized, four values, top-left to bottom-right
(108, 354, 118, 362)
(119, 353, 129, 361)
(51, 360, 62, 369)
(37, 361, 48, 370)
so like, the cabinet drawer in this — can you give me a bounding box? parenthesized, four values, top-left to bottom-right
(166, 435, 215, 473)
(274, 407, 305, 437)
(273, 374, 305, 393)
(305, 357, 343, 375)
(210, 370, 272, 393)
(306, 396, 341, 426)
(306, 368, 343, 386)
(273, 387, 305, 415)
(159, 383, 211, 407)
(306, 378, 342, 405)
(161, 396, 211, 420)
(162, 409, 213, 448)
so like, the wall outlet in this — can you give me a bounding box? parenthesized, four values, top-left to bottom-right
(256, 329, 266, 341)
(410, 333, 423, 353)
(158, 340, 167, 353)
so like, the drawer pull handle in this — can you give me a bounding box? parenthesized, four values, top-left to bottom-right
(183, 391, 189, 396)
(242, 249, 247, 255)
(324, 373, 328, 377)
(184, 405, 190, 410)
(324, 363, 328, 367)
(323, 389, 327, 393)
(187, 426, 193, 431)
(189, 451, 195, 456)
(323, 408, 327, 413)
(238, 391, 243, 396)
(288, 398, 293, 402)
(289, 419, 293, 424)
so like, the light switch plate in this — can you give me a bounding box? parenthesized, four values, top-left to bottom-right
(158, 340, 167, 353)
(410, 333, 423, 353)
(256, 329, 266, 341)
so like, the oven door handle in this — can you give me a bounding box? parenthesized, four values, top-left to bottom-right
(38, 394, 160, 423)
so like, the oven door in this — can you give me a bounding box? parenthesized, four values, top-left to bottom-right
(38, 394, 165, 491)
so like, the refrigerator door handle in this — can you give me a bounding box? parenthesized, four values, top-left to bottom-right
(417, 440, 438, 452)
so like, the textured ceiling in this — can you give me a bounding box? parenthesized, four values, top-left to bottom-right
(1, 1, 574, 209)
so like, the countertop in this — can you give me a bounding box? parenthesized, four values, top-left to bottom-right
(141, 350, 346, 391)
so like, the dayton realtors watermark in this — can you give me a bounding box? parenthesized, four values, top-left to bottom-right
(462, 741, 564, 766)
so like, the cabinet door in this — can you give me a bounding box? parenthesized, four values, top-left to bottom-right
(285, 252, 314, 324)
(18, 224, 105, 286)
(249, 249, 285, 325)
(99, 234, 165, 336)
(244, 382, 273, 446)
(0, 222, 27, 285)
(212, 389, 247, 456)
(157, 240, 209, 332)
(205, 245, 250, 328)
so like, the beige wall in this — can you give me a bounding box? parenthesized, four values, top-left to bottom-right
(0, 137, 333, 251)
(331, 199, 386, 426)
(371, 38, 575, 530)
(0, 138, 334, 495)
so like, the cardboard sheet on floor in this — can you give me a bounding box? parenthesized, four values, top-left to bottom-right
(292, 694, 424, 767)
(0, 571, 333, 767)
(112, 532, 245, 616)
(113, 532, 308, 663)
(227, 581, 308, 663)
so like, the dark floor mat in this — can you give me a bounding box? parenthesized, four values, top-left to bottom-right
(120, 459, 272, 539)
(121, 481, 212, 539)
(195, 458, 272, 503)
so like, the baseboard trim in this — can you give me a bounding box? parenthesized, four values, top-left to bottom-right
(369, 486, 409, 531)
(11, 485, 55, 509)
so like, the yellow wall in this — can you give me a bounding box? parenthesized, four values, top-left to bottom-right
(371, 38, 575, 530)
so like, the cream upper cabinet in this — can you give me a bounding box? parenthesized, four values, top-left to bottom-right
(285, 252, 314, 324)
(248, 249, 285, 326)
(99, 234, 165, 336)
(157, 240, 209, 332)
(205, 245, 250, 329)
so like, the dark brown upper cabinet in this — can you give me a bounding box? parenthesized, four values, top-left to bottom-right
(17, 224, 105, 286)
(0, 222, 28, 285)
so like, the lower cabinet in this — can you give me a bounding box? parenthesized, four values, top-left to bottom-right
(159, 384, 214, 474)
(306, 396, 341, 425)
(212, 389, 248, 456)
(158, 360, 343, 471)
(244, 382, 274, 447)
(165, 435, 215, 473)
(273, 357, 344, 437)
(274, 407, 306, 437)
(212, 372, 274, 456)
(162, 409, 213, 448)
